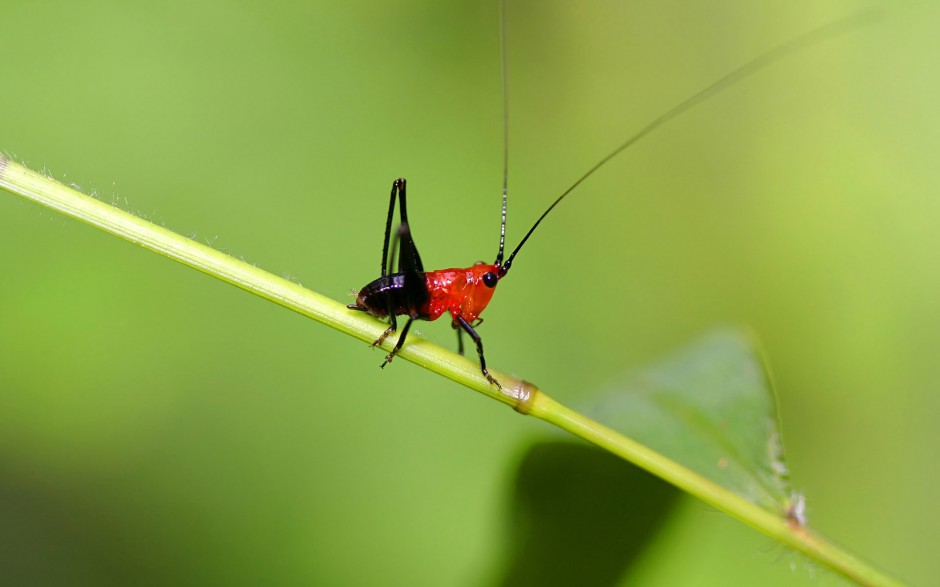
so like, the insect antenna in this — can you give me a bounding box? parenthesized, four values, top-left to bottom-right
(498, 11, 874, 276)
(494, 0, 510, 267)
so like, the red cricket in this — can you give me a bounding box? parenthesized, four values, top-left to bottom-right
(347, 175, 535, 390)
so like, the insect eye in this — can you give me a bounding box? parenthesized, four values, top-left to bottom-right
(483, 272, 498, 288)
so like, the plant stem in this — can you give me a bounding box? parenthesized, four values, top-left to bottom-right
(0, 155, 906, 587)
(528, 394, 905, 587)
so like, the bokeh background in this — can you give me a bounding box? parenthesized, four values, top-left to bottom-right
(0, 0, 935, 584)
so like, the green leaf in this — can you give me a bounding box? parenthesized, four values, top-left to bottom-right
(495, 329, 791, 584)
(578, 328, 792, 514)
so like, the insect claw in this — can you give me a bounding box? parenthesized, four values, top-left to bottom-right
(484, 371, 503, 390)
(372, 326, 395, 348)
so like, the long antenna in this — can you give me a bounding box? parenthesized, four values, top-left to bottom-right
(494, 0, 510, 266)
(499, 11, 874, 275)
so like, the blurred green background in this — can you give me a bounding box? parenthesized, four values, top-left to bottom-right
(0, 0, 935, 584)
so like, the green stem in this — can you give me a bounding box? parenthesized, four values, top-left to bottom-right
(0, 155, 905, 587)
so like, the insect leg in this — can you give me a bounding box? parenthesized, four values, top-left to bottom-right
(381, 178, 424, 277)
(372, 312, 397, 349)
(383, 177, 426, 276)
(379, 216, 412, 336)
(395, 179, 424, 274)
(379, 179, 403, 278)
(381, 316, 415, 368)
(376, 216, 402, 346)
(387, 223, 404, 280)
(366, 180, 428, 363)
(453, 318, 482, 356)
(452, 321, 465, 356)
(455, 315, 501, 389)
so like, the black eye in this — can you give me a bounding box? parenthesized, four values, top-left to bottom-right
(483, 272, 498, 288)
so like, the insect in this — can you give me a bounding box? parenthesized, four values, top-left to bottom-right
(348, 4, 859, 389)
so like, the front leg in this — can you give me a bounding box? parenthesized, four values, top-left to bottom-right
(455, 315, 502, 390)
(452, 320, 465, 356)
